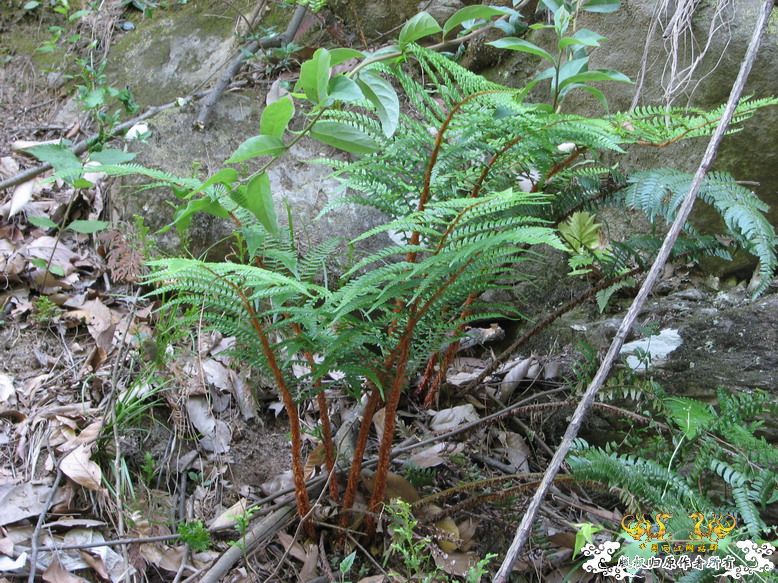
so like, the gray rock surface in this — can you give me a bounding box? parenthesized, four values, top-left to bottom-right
(482, 1, 778, 231)
(110, 93, 387, 263)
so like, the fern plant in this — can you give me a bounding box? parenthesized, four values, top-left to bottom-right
(568, 385, 778, 577)
(43, 5, 778, 540)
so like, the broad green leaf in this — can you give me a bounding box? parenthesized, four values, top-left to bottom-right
(540, 0, 562, 12)
(555, 56, 589, 90)
(357, 71, 399, 137)
(583, 0, 621, 13)
(559, 211, 601, 252)
(88, 149, 136, 165)
(565, 84, 609, 110)
(534, 66, 556, 82)
(398, 12, 442, 49)
(26, 144, 81, 174)
(326, 76, 365, 104)
(554, 6, 571, 35)
(529, 22, 555, 31)
(442, 6, 509, 37)
(559, 69, 632, 91)
(235, 173, 278, 236)
(558, 28, 606, 49)
(81, 87, 105, 109)
(171, 197, 229, 235)
(260, 95, 294, 138)
(664, 397, 715, 439)
(311, 121, 379, 155)
(573, 523, 602, 558)
(67, 220, 110, 234)
(72, 178, 94, 189)
(298, 48, 331, 104)
(30, 257, 65, 277)
(329, 47, 364, 66)
(193, 168, 238, 196)
(24, 1, 40, 9)
(596, 278, 634, 312)
(339, 551, 357, 575)
(226, 135, 285, 163)
(27, 215, 58, 230)
(68, 9, 90, 21)
(487, 38, 554, 63)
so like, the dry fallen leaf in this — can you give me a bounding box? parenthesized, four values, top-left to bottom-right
(24, 236, 79, 276)
(0, 374, 16, 407)
(209, 498, 250, 530)
(407, 442, 463, 468)
(497, 430, 531, 472)
(64, 299, 116, 353)
(498, 357, 533, 402)
(0, 240, 25, 279)
(185, 396, 231, 453)
(373, 407, 386, 445)
(432, 548, 479, 578)
(260, 470, 294, 498)
(277, 532, 307, 563)
(0, 482, 67, 526)
(42, 557, 87, 583)
(8, 180, 35, 219)
(429, 404, 479, 433)
(60, 444, 102, 491)
(139, 544, 187, 573)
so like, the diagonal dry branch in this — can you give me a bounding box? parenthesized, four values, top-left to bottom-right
(194, 5, 307, 130)
(493, 1, 775, 580)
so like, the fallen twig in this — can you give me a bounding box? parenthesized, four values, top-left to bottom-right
(194, 5, 307, 130)
(493, 2, 774, 579)
(27, 468, 63, 582)
(197, 504, 296, 583)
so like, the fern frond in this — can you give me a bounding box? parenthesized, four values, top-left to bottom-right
(623, 169, 776, 295)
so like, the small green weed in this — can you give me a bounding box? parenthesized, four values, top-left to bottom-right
(178, 520, 211, 552)
(31, 296, 61, 325)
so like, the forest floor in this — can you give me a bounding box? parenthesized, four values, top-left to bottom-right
(1, 3, 777, 583)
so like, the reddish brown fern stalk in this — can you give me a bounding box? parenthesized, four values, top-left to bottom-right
(292, 323, 340, 503)
(202, 267, 313, 536)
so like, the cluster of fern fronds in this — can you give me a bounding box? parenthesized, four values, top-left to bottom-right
(569, 383, 778, 578)
(65, 43, 778, 528)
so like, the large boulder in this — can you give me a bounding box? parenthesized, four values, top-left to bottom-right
(104, 2, 388, 263)
(327, 0, 464, 38)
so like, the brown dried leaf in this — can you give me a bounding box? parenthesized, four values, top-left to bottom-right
(209, 498, 250, 530)
(42, 558, 87, 583)
(372, 407, 386, 445)
(0, 240, 25, 278)
(24, 236, 79, 276)
(139, 544, 187, 573)
(0, 374, 16, 407)
(407, 443, 463, 469)
(429, 404, 479, 433)
(432, 549, 479, 578)
(260, 470, 294, 498)
(64, 299, 116, 352)
(277, 532, 307, 563)
(60, 445, 102, 491)
(0, 482, 66, 526)
(8, 180, 35, 218)
(498, 431, 530, 472)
